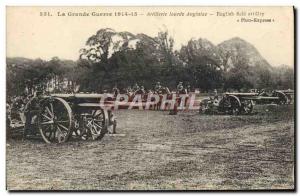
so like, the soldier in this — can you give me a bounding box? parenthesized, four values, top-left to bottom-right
(212, 89, 219, 107)
(125, 86, 134, 98)
(213, 89, 218, 99)
(126, 86, 132, 93)
(174, 82, 188, 114)
(23, 85, 43, 139)
(107, 111, 117, 134)
(132, 83, 140, 92)
(177, 82, 187, 94)
(154, 82, 162, 94)
(112, 84, 120, 98)
(186, 83, 191, 94)
(259, 89, 270, 97)
(134, 85, 146, 101)
(135, 85, 146, 95)
(177, 81, 183, 90)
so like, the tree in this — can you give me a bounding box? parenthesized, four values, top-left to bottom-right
(223, 55, 253, 91)
(77, 29, 184, 91)
(6, 57, 74, 97)
(272, 65, 294, 90)
(179, 38, 224, 91)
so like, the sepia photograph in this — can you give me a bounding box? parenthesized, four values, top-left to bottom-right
(6, 6, 295, 190)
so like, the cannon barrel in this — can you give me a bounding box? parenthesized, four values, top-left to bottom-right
(49, 93, 114, 99)
(225, 92, 258, 96)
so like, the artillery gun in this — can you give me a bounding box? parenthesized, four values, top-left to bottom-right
(199, 90, 293, 115)
(8, 93, 116, 143)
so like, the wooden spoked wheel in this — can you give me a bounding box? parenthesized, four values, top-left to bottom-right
(84, 109, 108, 140)
(220, 96, 241, 115)
(38, 97, 73, 143)
(274, 91, 288, 105)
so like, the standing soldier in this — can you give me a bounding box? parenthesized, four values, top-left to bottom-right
(23, 85, 43, 139)
(212, 89, 219, 107)
(186, 83, 191, 94)
(140, 86, 146, 94)
(112, 84, 120, 98)
(126, 86, 133, 98)
(176, 82, 187, 94)
(213, 89, 218, 99)
(153, 82, 163, 110)
(154, 82, 162, 94)
(171, 82, 188, 115)
(132, 83, 140, 92)
(135, 85, 146, 95)
(134, 85, 146, 101)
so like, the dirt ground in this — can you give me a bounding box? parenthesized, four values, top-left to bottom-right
(6, 104, 294, 190)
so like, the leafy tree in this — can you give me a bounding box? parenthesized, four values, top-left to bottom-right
(6, 57, 74, 97)
(78, 29, 184, 91)
(179, 39, 223, 91)
(271, 65, 294, 90)
(223, 56, 253, 91)
(7, 31, 295, 96)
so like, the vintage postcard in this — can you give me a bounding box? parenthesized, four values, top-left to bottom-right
(6, 6, 294, 190)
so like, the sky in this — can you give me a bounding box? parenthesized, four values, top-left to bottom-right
(6, 6, 294, 67)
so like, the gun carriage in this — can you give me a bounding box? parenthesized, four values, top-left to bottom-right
(11, 93, 116, 143)
(199, 90, 293, 115)
(274, 89, 294, 104)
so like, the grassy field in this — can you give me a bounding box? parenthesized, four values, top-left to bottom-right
(6, 104, 294, 190)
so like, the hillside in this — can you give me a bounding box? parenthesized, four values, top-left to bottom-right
(218, 37, 272, 70)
